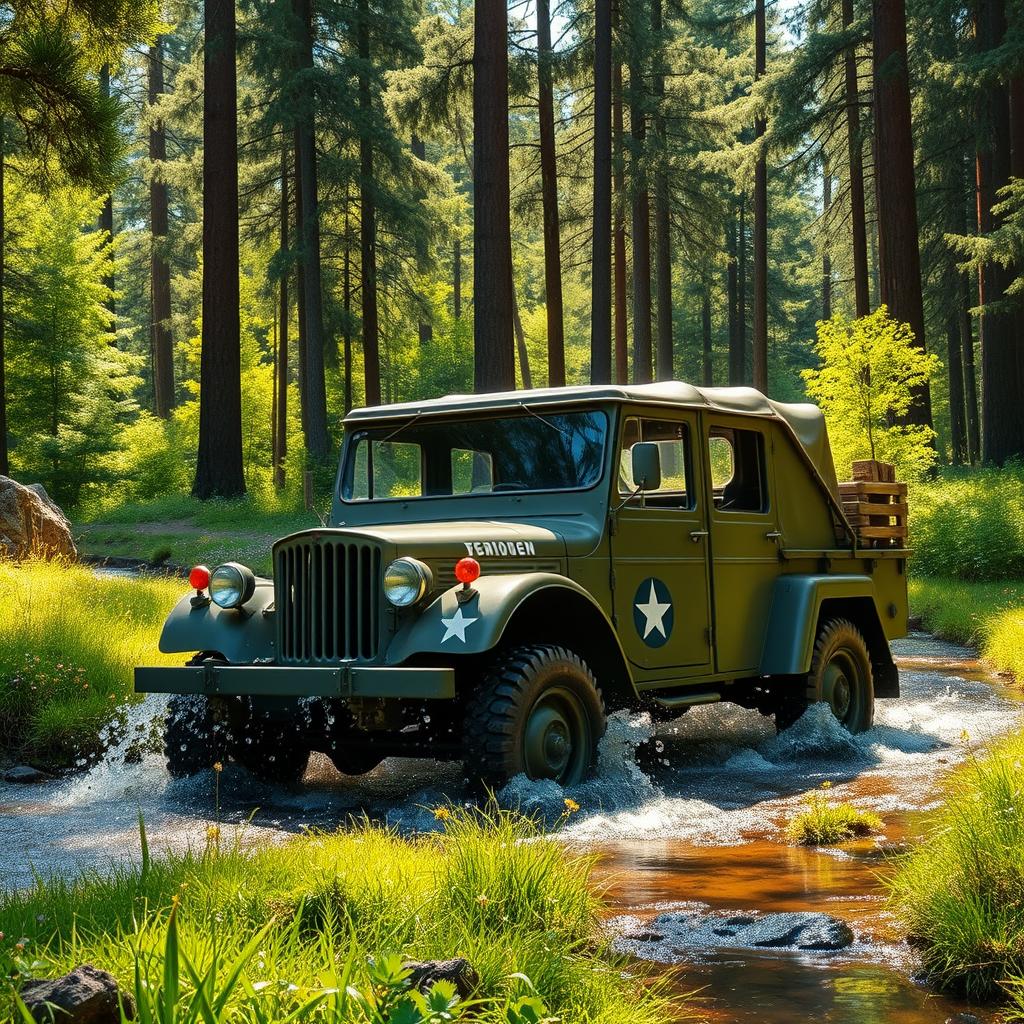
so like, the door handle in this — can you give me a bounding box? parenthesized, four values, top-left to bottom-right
(689, 529, 708, 543)
(765, 531, 782, 542)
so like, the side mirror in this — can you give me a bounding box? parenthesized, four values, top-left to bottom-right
(631, 442, 662, 491)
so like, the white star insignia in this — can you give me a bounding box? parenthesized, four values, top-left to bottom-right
(635, 581, 671, 640)
(441, 605, 478, 643)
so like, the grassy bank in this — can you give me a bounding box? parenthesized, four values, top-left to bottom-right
(0, 559, 179, 769)
(1, 809, 671, 1024)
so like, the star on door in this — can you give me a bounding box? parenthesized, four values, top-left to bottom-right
(633, 578, 674, 648)
(441, 605, 478, 643)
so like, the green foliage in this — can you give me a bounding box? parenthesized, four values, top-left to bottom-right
(802, 307, 940, 481)
(0, 558, 181, 769)
(0, 809, 672, 1024)
(909, 466, 1024, 580)
(887, 731, 1024, 1000)
(784, 785, 883, 845)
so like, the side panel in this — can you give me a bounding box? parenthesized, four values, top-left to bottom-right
(759, 574, 886, 676)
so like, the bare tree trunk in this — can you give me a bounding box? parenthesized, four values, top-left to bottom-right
(513, 291, 533, 389)
(194, 0, 245, 498)
(738, 195, 747, 383)
(629, 52, 652, 384)
(960, 274, 981, 464)
(453, 236, 462, 319)
(752, 0, 768, 393)
(537, 0, 565, 386)
(872, 0, 933, 430)
(293, 130, 308, 441)
(727, 215, 741, 385)
(474, 0, 516, 391)
(99, 64, 115, 323)
(842, 0, 870, 317)
(822, 157, 832, 321)
(343, 201, 353, 414)
(274, 144, 289, 490)
(946, 311, 966, 465)
(358, 0, 381, 407)
(702, 287, 712, 387)
(149, 39, 174, 418)
(613, 32, 628, 384)
(652, 0, 672, 381)
(411, 135, 432, 346)
(1008, 74, 1024, 390)
(0, 117, 6, 477)
(590, 0, 612, 384)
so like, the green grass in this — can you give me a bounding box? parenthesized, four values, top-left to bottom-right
(909, 577, 1024, 680)
(784, 788, 883, 845)
(0, 559, 181, 770)
(0, 808, 673, 1024)
(887, 732, 1024, 1001)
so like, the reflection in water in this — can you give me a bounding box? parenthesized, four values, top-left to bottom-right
(0, 633, 1013, 1023)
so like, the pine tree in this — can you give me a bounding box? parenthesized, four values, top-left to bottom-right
(149, 37, 174, 418)
(752, 0, 768, 393)
(591, 0, 613, 385)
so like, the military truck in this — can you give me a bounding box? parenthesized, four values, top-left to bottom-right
(136, 382, 908, 787)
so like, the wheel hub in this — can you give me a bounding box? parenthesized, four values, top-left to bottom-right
(823, 660, 853, 722)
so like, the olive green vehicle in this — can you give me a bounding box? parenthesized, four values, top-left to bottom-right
(136, 382, 908, 787)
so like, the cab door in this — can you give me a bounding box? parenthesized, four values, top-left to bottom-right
(611, 413, 713, 675)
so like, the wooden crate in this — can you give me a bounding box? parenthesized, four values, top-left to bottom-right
(837, 460, 907, 547)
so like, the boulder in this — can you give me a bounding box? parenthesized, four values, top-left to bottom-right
(402, 958, 479, 999)
(0, 476, 76, 561)
(3, 765, 51, 784)
(19, 965, 133, 1023)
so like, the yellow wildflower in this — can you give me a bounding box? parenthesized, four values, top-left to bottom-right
(207, 825, 221, 842)
(820, 780, 832, 790)
(213, 761, 223, 773)
(433, 806, 451, 821)
(475, 893, 489, 907)
(564, 797, 581, 814)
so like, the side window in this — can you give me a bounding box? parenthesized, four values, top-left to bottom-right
(709, 427, 768, 513)
(619, 417, 694, 509)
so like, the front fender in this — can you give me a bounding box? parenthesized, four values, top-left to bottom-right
(158, 580, 276, 664)
(384, 572, 608, 664)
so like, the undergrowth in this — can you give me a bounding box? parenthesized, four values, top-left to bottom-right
(784, 783, 883, 845)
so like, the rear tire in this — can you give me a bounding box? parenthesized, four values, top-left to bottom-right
(164, 695, 228, 779)
(463, 644, 605, 789)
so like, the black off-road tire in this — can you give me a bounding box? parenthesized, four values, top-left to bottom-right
(164, 695, 228, 779)
(776, 617, 874, 734)
(233, 716, 310, 785)
(462, 645, 606, 789)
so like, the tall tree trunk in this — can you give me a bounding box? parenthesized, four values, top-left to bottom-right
(872, 0, 933, 430)
(590, 0, 612, 384)
(537, 0, 565, 386)
(99, 63, 115, 323)
(752, 0, 768, 393)
(842, 0, 870, 317)
(149, 39, 174, 418)
(1007, 74, 1024, 389)
(974, 0, 1022, 463)
(513, 292, 533, 389)
(652, 0, 672, 381)
(0, 117, 6, 477)
(274, 144, 289, 490)
(822, 157, 832, 321)
(453, 236, 462, 319)
(629, 53, 652, 384)
(358, 0, 381, 407)
(946, 310, 966, 465)
(960, 275, 981, 464)
(473, 0, 515, 391)
(726, 215, 741, 385)
(193, 0, 245, 498)
(701, 286, 712, 386)
(293, 131, 308, 440)
(613, 35, 628, 384)
(738, 195, 747, 382)
(294, 0, 330, 452)
(343, 201, 353, 414)
(411, 134, 432, 346)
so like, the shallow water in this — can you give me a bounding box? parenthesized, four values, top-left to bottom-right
(0, 632, 1018, 1021)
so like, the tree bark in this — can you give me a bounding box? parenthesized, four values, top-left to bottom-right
(274, 144, 289, 490)
(652, 0, 672, 381)
(149, 39, 174, 418)
(513, 291, 533, 389)
(473, 0, 516, 392)
(294, 0, 330, 450)
(752, 0, 768, 393)
(536, 0, 565, 387)
(738, 195, 747, 383)
(701, 287, 712, 387)
(613, 35, 628, 384)
(99, 64, 115, 322)
(343, 201, 353, 414)
(358, 0, 381, 407)
(872, 0, 933, 430)
(293, 130, 308, 440)
(726, 215, 741, 385)
(193, 0, 245, 498)
(1007, 74, 1024, 389)
(590, 0, 612, 384)
(411, 134, 433, 346)
(0, 117, 6, 477)
(960, 274, 981, 464)
(974, 0, 1022, 463)
(842, 0, 870, 317)
(453, 236, 462, 319)
(946, 310, 966, 465)
(822, 157, 832, 321)
(629, 55, 652, 384)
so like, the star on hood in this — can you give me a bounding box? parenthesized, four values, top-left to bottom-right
(441, 605, 478, 643)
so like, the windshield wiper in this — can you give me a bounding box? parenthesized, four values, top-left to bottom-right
(378, 409, 424, 443)
(517, 401, 570, 437)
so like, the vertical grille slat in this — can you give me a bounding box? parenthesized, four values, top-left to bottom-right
(275, 536, 381, 664)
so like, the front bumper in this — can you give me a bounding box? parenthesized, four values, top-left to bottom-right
(135, 663, 455, 699)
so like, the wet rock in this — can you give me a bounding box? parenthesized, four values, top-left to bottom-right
(615, 910, 855, 961)
(945, 1015, 981, 1024)
(403, 958, 478, 999)
(19, 964, 133, 1023)
(0, 476, 76, 561)
(4, 765, 51, 784)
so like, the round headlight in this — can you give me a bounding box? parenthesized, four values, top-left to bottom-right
(383, 557, 432, 607)
(209, 562, 256, 609)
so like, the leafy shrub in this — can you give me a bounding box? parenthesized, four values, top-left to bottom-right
(785, 784, 882, 845)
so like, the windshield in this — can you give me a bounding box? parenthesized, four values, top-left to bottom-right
(341, 409, 608, 502)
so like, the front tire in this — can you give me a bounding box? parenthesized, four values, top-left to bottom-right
(463, 645, 606, 789)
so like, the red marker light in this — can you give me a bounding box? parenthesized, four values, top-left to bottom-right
(189, 565, 211, 591)
(454, 557, 481, 585)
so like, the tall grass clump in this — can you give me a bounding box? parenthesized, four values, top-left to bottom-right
(784, 783, 883, 845)
(0, 558, 180, 767)
(887, 733, 1024, 1000)
(909, 466, 1024, 580)
(0, 808, 672, 1024)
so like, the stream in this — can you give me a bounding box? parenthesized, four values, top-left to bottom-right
(1, 632, 1019, 1022)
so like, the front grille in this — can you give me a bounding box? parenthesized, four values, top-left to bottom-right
(275, 536, 382, 663)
